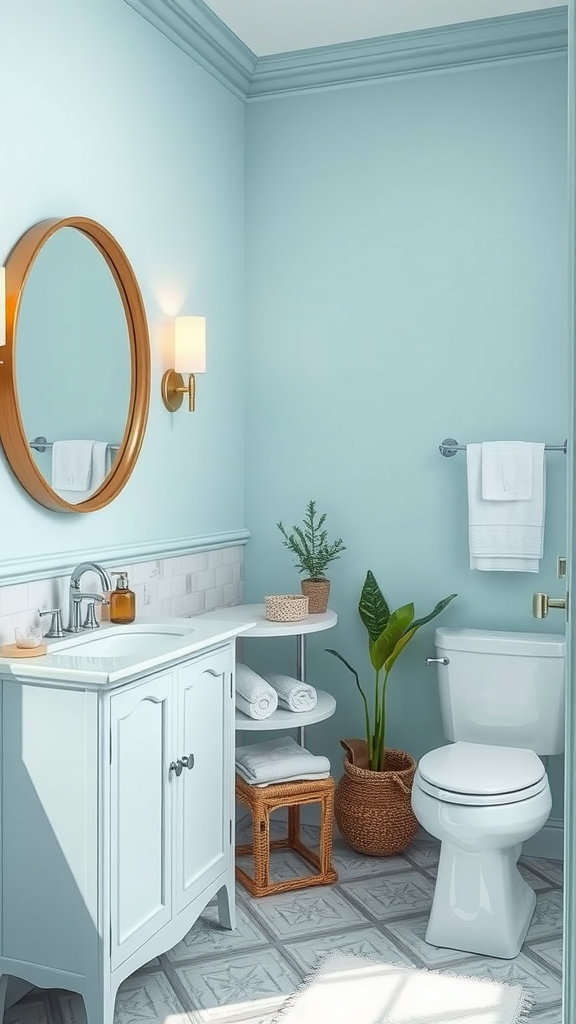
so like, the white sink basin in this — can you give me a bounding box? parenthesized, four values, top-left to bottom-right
(51, 623, 195, 660)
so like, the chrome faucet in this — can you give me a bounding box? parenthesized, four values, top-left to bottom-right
(65, 562, 113, 633)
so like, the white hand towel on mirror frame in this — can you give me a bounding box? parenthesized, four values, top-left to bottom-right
(264, 673, 317, 712)
(467, 442, 545, 572)
(235, 663, 278, 721)
(481, 441, 533, 500)
(235, 736, 330, 786)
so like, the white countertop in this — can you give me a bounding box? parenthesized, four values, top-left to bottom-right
(196, 604, 337, 637)
(0, 616, 256, 689)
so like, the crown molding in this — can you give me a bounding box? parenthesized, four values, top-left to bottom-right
(123, 3, 567, 100)
(0, 529, 250, 586)
(248, 8, 568, 98)
(123, 0, 256, 100)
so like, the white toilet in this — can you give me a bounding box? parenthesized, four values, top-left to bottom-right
(411, 627, 565, 960)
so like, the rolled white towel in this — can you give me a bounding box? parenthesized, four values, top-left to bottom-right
(235, 663, 278, 721)
(235, 736, 330, 786)
(264, 673, 317, 712)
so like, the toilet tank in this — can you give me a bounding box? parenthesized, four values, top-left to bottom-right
(433, 627, 565, 755)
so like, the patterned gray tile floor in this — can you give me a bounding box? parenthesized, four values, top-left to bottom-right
(4, 824, 564, 1024)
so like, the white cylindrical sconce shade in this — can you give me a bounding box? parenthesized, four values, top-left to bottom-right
(174, 315, 206, 373)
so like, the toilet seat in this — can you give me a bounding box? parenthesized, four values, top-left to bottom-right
(415, 741, 548, 806)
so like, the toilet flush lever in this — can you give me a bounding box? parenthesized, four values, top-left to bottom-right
(425, 657, 449, 666)
(533, 592, 568, 618)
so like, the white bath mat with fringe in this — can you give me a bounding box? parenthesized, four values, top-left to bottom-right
(272, 951, 532, 1024)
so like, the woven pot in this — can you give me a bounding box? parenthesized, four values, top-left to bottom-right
(335, 739, 419, 856)
(301, 578, 330, 613)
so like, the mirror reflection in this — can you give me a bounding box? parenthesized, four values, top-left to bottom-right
(15, 228, 131, 504)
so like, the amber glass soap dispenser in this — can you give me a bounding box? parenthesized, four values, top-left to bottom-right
(109, 571, 136, 624)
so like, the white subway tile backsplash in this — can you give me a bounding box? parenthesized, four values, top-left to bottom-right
(2, 583, 30, 616)
(193, 569, 216, 593)
(162, 557, 182, 578)
(215, 565, 233, 587)
(158, 577, 174, 603)
(205, 586, 225, 611)
(224, 582, 241, 606)
(0, 546, 244, 639)
(208, 549, 224, 570)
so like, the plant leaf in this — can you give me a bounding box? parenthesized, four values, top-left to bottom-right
(358, 571, 390, 642)
(401, 593, 457, 637)
(384, 626, 416, 673)
(369, 603, 414, 671)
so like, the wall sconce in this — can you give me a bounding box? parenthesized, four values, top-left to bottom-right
(0, 266, 5, 346)
(161, 315, 206, 412)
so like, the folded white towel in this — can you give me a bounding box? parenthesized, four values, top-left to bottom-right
(235, 736, 330, 786)
(264, 673, 317, 712)
(52, 440, 95, 491)
(481, 441, 533, 500)
(467, 442, 545, 572)
(236, 767, 330, 788)
(235, 663, 278, 721)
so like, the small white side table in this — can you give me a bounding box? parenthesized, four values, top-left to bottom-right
(196, 604, 338, 745)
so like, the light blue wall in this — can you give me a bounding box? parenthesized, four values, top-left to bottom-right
(244, 55, 568, 817)
(0, 0, 245, 567)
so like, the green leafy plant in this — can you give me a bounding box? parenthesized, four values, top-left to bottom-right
(326, 571, 456, 771)
(277, 500, 346, 581)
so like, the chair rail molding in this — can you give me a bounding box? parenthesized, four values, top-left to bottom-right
(122, 2, 567, 100)
(0, 528, 250, 586)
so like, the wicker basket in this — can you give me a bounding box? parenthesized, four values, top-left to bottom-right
(301, 579, 330, 614)
(335, 739, 418, 856)
(265, 594, 309, 622)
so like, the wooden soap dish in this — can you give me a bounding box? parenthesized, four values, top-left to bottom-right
(0, 643, 48, 659)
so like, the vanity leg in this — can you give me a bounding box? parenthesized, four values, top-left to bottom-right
(82, 980, 117, 1024)
(217, 879, 236, 931)
(0, 974, 9, 1021)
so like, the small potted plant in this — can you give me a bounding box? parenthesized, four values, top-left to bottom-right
(277, 500, 346, 613)
(326, 570, 456, 856)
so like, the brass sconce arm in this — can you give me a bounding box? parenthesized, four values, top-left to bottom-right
(161, 370, 196, 412)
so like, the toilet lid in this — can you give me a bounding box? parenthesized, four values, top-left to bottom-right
(414, 769, 549, 806)
(418, 741, 545, 797)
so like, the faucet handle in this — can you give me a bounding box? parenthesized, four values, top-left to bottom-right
(38, 608, 64, 638)
(83, 602, 100, 630)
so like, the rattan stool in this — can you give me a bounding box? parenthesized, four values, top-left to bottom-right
(235, 773, 338, 897)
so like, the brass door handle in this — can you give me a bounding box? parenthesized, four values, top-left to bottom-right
(533, 592, 568, 618)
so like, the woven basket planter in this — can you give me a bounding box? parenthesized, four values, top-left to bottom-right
(335, 739, 419, 856)
(265, 594, 309, 622)
(301, 579, 330, 614)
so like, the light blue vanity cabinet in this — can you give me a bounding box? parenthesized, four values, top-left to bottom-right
(0, 620, 250, 1024)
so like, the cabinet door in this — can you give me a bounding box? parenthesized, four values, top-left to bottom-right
(110, 673, 173, 970)
(174, 648, 233, 914)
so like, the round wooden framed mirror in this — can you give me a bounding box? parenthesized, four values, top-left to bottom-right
(0, 217, 150, 512)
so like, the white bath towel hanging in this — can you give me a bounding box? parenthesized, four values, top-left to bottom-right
(467, 442, 546, 572)
(481, 441, 533, 500)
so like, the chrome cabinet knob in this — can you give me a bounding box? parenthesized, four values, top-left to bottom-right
(180, 754, 195, 770)
(169, 760, 183, 777)
(533, 592, 568, 618)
